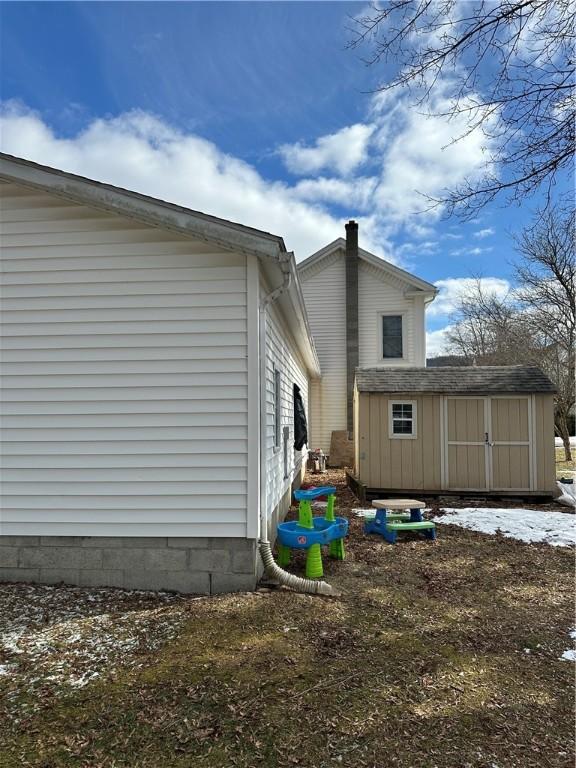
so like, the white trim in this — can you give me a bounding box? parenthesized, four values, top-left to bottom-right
(246, 255, 260, 538)
(297, 237, 438, 295)
(388, 399, 417, 439)
(378, 311, 407, 362)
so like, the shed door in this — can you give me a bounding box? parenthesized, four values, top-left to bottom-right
(490, 397, 532, 491)
(444, 396, 533, 491)
(445, 398, 489, 490)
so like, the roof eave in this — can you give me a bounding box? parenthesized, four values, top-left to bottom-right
(0, 153, 285, 261)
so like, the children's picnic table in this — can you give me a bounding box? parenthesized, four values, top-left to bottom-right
(365, 499, 436, 544)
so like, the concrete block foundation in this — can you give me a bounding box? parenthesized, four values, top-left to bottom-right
(0, 536, 258, 595)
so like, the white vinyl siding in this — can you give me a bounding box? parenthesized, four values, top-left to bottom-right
(358, 260, 422, 367)
(264, 302, 309, 521)
(0, 181, 249, 538)
(299, 253, 346, 453)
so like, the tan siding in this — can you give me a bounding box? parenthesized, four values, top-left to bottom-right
(0, 181, 249, 537)
(357, 393, 441, 490)
(534, 394, 556, 491)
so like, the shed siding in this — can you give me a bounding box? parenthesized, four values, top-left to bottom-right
(357, 391, 555, 493)
(534, 394, 557, 492)
(357, 393, 442, 490)
(263, 301, 309, 524)
(0, 181, 249, 537)
(299, 253, 346, 452)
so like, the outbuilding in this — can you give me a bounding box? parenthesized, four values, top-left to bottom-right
(352, 366, 557, 499)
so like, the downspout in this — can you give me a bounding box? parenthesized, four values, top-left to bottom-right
(258, 254, 339, 597)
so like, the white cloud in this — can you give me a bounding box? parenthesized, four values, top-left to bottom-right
(474, 227, 495, 238)
(0, 103, 372, 259)
(292, 175, 378, 210)
(370, 85, 498, 226)
(0, 76, 500, 268)
(450, 246, 493, 257)
(426, 326, 453, 357)
(279, 123, 374, 177)
(428, 277, 510, 317)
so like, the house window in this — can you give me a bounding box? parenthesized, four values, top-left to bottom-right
(273, 365, 281, 450)
(381, 314, 403, 359)
(389, 401, 417, 439)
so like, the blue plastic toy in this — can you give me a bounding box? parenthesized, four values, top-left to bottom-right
(276, 486, 348, 578)
(365, 504, 436, 544)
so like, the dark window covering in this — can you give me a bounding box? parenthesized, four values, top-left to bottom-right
(382, 315, 403, 358)
(293, 384, 308, 451)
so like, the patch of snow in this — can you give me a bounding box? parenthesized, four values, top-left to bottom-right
(352, 508, 376, 518)
(434, 508, 576, 547)
(556, 481, 576, 509)
(0, 583, 189, 718)
(555, 436, 576, 447)
(560, 628, 576, 662)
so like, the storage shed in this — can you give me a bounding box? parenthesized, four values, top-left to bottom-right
(352, 366, 557, 498)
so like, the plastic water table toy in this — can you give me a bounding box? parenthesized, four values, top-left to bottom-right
(276, 486, 348, 579)
(364, 499, 436, 544)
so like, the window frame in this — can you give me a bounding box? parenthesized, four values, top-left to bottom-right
(273, 364, 281, 451)
(378, 311, 406, 362)
(388, 399, 417, 439)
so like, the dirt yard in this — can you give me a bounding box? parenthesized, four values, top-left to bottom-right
(1, 470, 574, 768)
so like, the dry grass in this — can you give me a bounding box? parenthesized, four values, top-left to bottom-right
(1, 471, 574, 768)
(556, 447, 575, 479)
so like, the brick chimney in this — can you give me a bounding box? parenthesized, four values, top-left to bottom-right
(345, 220, 359, 435)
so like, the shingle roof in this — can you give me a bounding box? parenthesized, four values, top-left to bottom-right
(355, 366, 556, 394)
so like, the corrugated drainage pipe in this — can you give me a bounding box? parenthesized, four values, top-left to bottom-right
(259, 540, 340, 597)
(257, 255, 340, 598)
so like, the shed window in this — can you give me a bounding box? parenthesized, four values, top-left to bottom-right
(381, 315, 403, 359)
(389, 401, 416, 438)
(273, 366, 281, 450)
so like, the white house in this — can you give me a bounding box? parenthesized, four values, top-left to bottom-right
(0, 153, 320, 594)
(298, 221, 437, 458)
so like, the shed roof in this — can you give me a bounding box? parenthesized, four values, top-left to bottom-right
(355, 366, 556, 394)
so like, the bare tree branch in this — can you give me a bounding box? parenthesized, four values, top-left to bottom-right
(350, 0, 575, 215)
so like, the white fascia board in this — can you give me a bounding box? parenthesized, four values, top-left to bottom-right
(297, 238, 345, 273)
(358, 248, 437, 293)
(0, 153, 284, 261)
(261, 255, 321, 379)
(298, 235, 437, 295)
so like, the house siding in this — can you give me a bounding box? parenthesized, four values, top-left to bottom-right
(0, 180, 250, 539)
(299, 252, 346, 453)
(263, 300, 309, 534)
(358, 260, 424, 367)
(299, 251, 427, 453)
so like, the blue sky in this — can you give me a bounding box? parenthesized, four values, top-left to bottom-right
(0, 2, 563, 354)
